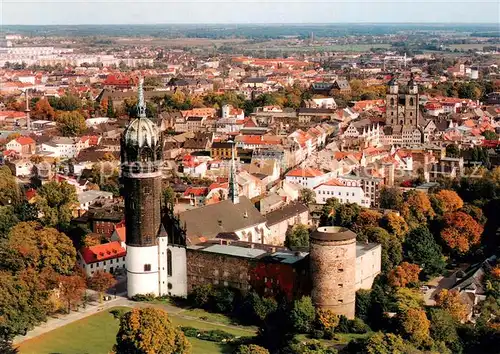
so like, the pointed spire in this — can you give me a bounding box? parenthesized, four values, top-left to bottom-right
(228, 141, 239, 205)
(137, 77, 146, 118)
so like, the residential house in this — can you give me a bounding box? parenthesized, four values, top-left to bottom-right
(285, 167, 328, 190)
(78, 241, 127, 276)
(313, 178, 371, 207)
(5, 136, 36, 154)
(265, 202, 309, 245)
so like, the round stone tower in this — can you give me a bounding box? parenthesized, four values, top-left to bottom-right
(310, 226, 356, 319)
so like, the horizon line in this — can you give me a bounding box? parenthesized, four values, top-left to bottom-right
(2, 22, 499, 26)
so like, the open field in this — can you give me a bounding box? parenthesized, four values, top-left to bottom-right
(244, 43, 392, 52)
(18, 307, 255, 354)
(448, 43, 493, 50)
(115, 37, 249, 47)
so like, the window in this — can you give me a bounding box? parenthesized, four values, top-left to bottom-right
(123, 257, 125, 261)
(338, 284, 343, 288)
(338, 299, 343, 303)
(90, 264, 94, 269)
(167, 249, 173, 276)
(110, 259, 113, 264)
(103, 261, 106, 266)
(144, 264, 151, 272)
(338, 268, 344, 272)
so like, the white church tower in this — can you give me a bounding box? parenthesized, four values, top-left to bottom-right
(121, 78, 187, 298)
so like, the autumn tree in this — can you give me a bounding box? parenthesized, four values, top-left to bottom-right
(55, 110, 87, 137)
(162, 185, 175, 209)
(398, 308, 431, 346)
(405, 226, 445, 278)
(434, 289, 468, 322)
(2, 221, 76, 275)
(353, 210, 382, 240)
(36, 180, 77, 228)
(0, 166, 20, 206)
(285, 224, 310, 248)
(0, 269, 51, 339)
(434, 190, 464, 214)
(403, 190, 435, 224)
(440, 211, 483, 254)
(380, 212, 409, 241)
(315, 308, 339, 332)
(88, 270, 117, 302)
(319, 198, 340, 226)
(394, 288, 425, 313)
(388, 262, 420, 288)
(58, 274, 86, 313)
(236, 344, 269, 354)
(114, 307, 191, 354)
(32, 98, 55, 120)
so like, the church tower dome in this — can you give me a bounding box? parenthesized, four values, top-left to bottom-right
(121, 78, 162, 176)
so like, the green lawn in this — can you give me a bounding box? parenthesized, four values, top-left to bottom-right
(18, 307, 255, 354)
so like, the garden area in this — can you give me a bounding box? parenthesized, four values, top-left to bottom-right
(18, 306, 256, 354)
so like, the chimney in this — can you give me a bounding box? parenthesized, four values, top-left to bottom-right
(217, 219, 222, 226)
(243, 210, 248, 218)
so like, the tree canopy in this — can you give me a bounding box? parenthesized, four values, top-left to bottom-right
(55, 110, 87, 137)
(114, 307, 191, 354)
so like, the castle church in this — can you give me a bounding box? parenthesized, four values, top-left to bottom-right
(121, 78, 187, 298)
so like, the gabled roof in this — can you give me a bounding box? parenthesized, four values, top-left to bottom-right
(13, 136, 35, 145)
(286, 167, 324, 178)
(80, 241, 126, 264)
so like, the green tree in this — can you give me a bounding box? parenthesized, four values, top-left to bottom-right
(404, 226, 445, 278)
(0, 206, 19, 239)
(285, 224, 310, 248)
(55, 110, 87, 137)
(162, 185, 175, 209)
(446, 144, 460, 158)
(349, 332, 419, 354)
(319, 198, 340, 226)
(482, 130, 498, 140)
(36, 180, 77, 228)
(379, 187, 404, 210)
(299, 188, 315, 206)
(107, 97, 115, 118)
(289, 296, 316, 334)
(114, 307, 191, 354)
(428, 308, 462, 354)
(365, 227, 402, 272)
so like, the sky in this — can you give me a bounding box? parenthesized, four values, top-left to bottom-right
(1, 0, 499, 25)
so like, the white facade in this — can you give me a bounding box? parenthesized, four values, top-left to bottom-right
(355, 243, 382, 290)
(158, 238, 188, 297)
(79, 253, 126, 277)
(126, 245, 161, 297)
(285, 169, 329, 190)
(313, 180, 370, 207)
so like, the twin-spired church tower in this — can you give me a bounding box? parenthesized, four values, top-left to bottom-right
(121, 78, 187, 298)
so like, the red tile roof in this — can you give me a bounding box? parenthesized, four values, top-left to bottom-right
(80, 241, 126, 264)
(114, 222, 126, 243)
(25, 188, 37, 200)
(184, 186, 209, 197)
(16, 136, 36, 145)
(286, 167, 324, 178)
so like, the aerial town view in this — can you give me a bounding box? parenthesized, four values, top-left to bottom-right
(0, 0, 499, 353)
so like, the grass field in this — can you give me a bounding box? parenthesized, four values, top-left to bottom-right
(448, 43, 489, 50)
(247, 43, 391, 52)
(18, 307, 255, 354)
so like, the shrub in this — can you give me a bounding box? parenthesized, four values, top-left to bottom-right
(180, 326, 199, 337)
(198, 329, 235, 342)
(189, 284, 215, 309)
(130, 293, 156, 302)
(311, 329, 325, 339)
(350, 318, 370, 334)
(213, 287, 236, 313)
(109, 308, 128, 320)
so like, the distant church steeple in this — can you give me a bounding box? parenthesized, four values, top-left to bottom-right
(228, 141, 239, 204)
